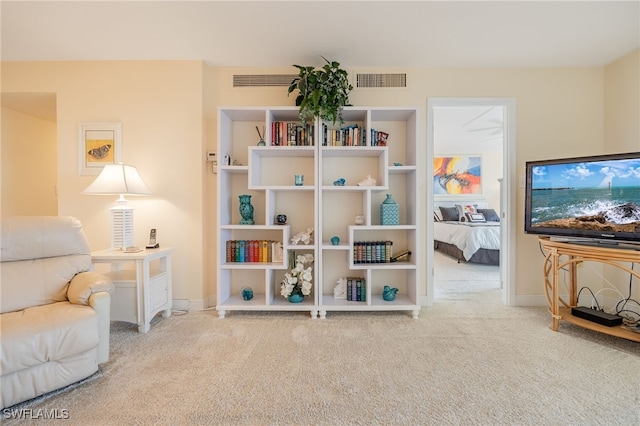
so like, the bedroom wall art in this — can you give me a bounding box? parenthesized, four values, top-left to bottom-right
(433, 155, 482, 196)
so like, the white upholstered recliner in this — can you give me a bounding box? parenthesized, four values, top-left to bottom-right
(0, 216, 113, 409)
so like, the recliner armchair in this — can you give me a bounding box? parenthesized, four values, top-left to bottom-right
(0, 216, 113, 409)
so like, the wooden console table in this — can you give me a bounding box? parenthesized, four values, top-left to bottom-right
(539, 237, 640, 342)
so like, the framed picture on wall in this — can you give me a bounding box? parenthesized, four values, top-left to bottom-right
(433, 154, 482, 196)
(78, 122, 122, 175)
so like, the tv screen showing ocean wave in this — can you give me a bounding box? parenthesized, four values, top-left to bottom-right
(529, 156, 640, 228)
(530, 187, 640, 225)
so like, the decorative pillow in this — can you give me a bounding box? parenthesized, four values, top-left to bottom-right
(478, 208, 500, 222)
(465, 212, 486, 223)
(433, 211, 441, 222)
(455, 204, 477, 222)
(439, 206, 459, 222)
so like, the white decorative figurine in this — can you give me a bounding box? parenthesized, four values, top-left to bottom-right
(357, 174, 376, 186)
(334, 277, 347, 299)
(290, 227, 314, 245)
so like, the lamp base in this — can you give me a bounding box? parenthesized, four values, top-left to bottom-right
(111, 205, 134, 250)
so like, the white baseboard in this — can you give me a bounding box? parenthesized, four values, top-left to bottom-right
(172, 299, 203, 312)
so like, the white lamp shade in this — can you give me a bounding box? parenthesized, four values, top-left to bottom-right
(82, 163, 151, 250)
(83, 164, 152, 196)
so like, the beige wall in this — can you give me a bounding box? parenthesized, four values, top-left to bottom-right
(602, 48, 640, 303)
(3, 55, 637, 308)
(1, 106, 57, 216)
(1, 61, 205, 306)
(605, 48, 639, 152)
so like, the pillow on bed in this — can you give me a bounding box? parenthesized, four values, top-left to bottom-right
(455, 204, 478, 222)
(439, 206, 459, 221)
(434, 211, 441, 222)
(477, 208, 500, 222)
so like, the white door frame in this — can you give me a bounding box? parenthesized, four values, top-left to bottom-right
(426, 97, 516, 306)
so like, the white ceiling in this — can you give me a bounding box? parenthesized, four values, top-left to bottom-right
(1, 1, 638, 68)
(1, 1, 637, 149)
(434, 106, 504, 153)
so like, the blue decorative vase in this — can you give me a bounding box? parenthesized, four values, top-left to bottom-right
(239, 194, 254, 225)
(331, 236, 340, 245)
(241, 287, 253, 301)
(380, 194, 399, 225)
(382, 285, 399, 301)
(288, 291, 304, 303)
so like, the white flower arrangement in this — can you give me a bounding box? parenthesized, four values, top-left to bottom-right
(280, 253, 314, 299)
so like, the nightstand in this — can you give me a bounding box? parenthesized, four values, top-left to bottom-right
(91, 247, 173, 333)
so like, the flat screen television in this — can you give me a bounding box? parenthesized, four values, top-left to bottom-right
(525, 152, 640, 247)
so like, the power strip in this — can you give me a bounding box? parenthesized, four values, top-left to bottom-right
(571, 307, 623, 327)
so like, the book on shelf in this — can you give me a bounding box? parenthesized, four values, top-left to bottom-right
(370, 129, 389, 146)
(271, 121, 314, 146)
(353, 241, 393, 263)
(321, 123, 365, 146)
(226, 240, 279, 263)
(346, 277, 366, 302)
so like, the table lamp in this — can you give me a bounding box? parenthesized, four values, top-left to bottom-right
(83, 163, 152, 250)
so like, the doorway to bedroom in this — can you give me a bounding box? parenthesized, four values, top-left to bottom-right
(426, 98, 516, 306)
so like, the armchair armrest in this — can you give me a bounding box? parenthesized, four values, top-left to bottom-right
(68, 271, 114, 305)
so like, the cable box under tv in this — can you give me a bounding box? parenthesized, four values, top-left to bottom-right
(571, 307, 623, 327)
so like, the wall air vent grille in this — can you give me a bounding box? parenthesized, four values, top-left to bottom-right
(356, 73, 407, 88)
(233, 74, 297, 87)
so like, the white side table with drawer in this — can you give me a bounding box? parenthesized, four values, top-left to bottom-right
(91, 247, 173, 333)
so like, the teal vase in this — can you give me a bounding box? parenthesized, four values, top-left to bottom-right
(288, 291, 304, 303)
(380, 194, 399, 225)
(239, 194, 254, 225)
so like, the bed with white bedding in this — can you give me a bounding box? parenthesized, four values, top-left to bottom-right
(434, 201, 501, 265)
(433, 221, 500, 265)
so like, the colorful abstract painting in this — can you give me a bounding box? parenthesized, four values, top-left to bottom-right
(434, 155, 482, 195)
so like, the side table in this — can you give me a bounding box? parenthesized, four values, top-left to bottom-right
(91, 247, 173, 333)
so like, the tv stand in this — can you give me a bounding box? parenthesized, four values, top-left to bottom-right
(549, 236, 640, 251)
(539, 237, 640, 342)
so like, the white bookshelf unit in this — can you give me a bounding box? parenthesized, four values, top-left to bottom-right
(216, 106, 420, 319)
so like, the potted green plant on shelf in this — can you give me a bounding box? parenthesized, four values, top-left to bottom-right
(287, 56, 353, 125)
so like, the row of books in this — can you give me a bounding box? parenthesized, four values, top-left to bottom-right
(271, 121, 314, 146)
(353, 241, 393, 264)
(322, 124, 366, 146)
(226, 240, 280, 263)
(346, 277, 367, 302)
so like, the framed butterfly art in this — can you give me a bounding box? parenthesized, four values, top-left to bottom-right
(78, 122, 122, 175)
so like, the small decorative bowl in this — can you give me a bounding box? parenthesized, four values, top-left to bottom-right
(330, 236, 340, 245)
(333, 178, 346, 186)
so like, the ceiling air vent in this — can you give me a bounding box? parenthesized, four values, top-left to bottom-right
(356, 73, 407, 88)
(233, 74, 297, 87)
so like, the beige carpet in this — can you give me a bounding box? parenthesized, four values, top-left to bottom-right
(4, 275, 640, 425)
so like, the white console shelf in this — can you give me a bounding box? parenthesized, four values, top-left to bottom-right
(216, 106, 420, 319)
